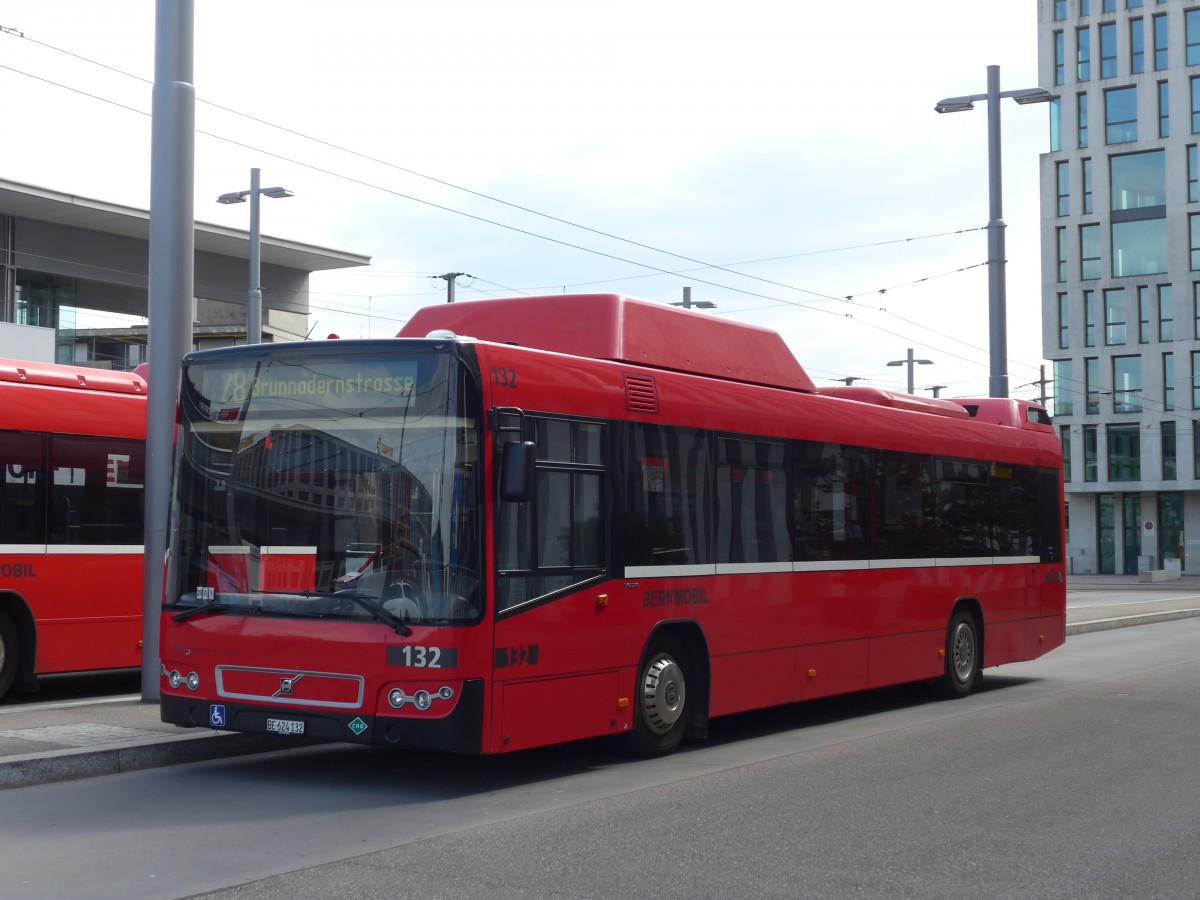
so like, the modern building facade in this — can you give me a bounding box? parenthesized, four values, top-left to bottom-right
(0, 179, 370, 368)
(1039, 0, 1200, 574)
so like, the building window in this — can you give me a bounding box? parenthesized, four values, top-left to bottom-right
(1105, 288, 1126, 345)
(1083, 425, 1099, 483)
(1189, 9, 1200, 66)
(1100, 22, 1117, 78)
(1194, 283, 1200, 338)
(1113, 356, 1143, 413)
(1109, 151, 1167, 277)
(1126, 0, 1141, 9)
(1191, 215, 1200, 270)
(1105, 86, 1137, 143)
(1113, 220, 1168, 277)
(1160, 81, 1170, 138)
(1164, 351, 1175, 411)
(1055, 0, 1067, 20)
(1192, 350, 1200, 408)
(1107, 425, 1141, 482)
(1163, 420, 1177, 481)
(1111, 150, 1165, 212)
(1054, 359, 1075, 417)
(1086, 357, 1101, 414)
(1055, 31, 1066, 86)
(1059, 292, 1070, 349)
(1085, 289, 1097, 347)
(1083, 158, 1094, 213)
(1082, 224, 1101, 280)
(1154, 14, 1168, 70)
(1160, 284, 1174, 341)
(1139, 286, 1152, 343)
(1192, 78, 1200, 133)
(1131, 19, 1144, 75)
(1078, 94, 1088, 149)
(1189, 146, 1198, 203)
(1058, 226, 1069, 283)
(1057, 161, 1070, 217)
(1102, 0, 1115, 12)
(1078, 27, 1092, 81)
(1193, 428, 1200, 480)
(1061, 426, 1073, 483)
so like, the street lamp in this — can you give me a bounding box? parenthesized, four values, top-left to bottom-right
(935, 65, 1053, 399)
(217, 168, 293, 344)
(671, 286, 717, 309)
(887, 348, 933, 394)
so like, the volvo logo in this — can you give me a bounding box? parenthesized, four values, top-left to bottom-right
(275, 674, 304, 697)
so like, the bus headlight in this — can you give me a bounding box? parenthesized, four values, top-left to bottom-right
(162, 665, 201, 691)
(387, 685, 455, 710)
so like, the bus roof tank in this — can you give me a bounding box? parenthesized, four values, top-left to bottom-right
(398, 293, 817, 392)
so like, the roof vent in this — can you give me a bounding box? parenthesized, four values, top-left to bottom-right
(624, 374, 659, 413)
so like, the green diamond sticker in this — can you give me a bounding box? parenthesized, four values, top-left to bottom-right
(348, 717, 368, 736)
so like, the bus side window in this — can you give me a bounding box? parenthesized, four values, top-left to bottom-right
(0, 431, 47, 544)
(625, 424, 712, 568)
(49, 435, 145, 545)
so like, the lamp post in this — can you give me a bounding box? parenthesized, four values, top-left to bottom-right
(887, 348, 933, 394)
(217, 168, 293, 344)
(671, 286, 717, 309)
(935, 65, 1053, 399)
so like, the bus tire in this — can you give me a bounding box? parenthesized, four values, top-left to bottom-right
(0, 610, 20, 699)
(625, 635, 690, 758)
(936, 609, 980, 699)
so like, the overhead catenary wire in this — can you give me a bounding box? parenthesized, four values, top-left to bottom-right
(0, 28, 1045, 385)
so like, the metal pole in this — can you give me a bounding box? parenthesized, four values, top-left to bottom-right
(143, 0, 195, 701)
(247, 167, 262, 344)
(447, 275, 455, 304)
(905, 348, 916, 394)
(986, 64, 1009, 399)
(682, 286, 692, 308)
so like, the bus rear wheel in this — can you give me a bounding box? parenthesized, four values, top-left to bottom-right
(0, 610, 20, 699)
(936, 610, 980, 699)
(625, 636, 690, 758)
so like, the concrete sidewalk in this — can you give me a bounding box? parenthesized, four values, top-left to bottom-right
(2, 585, 1198, 791)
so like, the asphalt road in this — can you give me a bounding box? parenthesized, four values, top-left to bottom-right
(2, 617, 1198, 900)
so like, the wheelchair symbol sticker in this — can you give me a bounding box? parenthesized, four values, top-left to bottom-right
(209, 705, 226, 728)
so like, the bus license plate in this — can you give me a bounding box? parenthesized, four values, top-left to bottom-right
(266, 717, 305, 735)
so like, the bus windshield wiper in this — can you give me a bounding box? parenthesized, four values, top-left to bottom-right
(173, 602, 235, 622)
(328, 591, 413, 636)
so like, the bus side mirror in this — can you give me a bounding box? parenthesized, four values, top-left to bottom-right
(499, 441, 536, 502)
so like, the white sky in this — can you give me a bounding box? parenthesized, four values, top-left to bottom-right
(0, 0, 1050, 399)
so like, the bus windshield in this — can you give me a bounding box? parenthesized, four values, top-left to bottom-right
(165, 347, 482, 626)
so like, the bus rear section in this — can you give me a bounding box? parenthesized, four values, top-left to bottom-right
(159, 294, 1065, 756)
(0, 359, 146, 698)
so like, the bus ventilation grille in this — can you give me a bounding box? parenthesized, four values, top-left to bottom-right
(624, 374, 659, 413)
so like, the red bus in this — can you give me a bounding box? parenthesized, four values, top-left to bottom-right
(0, 358, 147, 699)
(159, 294, 1065, 756)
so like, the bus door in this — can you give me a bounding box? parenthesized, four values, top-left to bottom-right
(1034, 469, 1066, 618)
(491, 410, 617, 752)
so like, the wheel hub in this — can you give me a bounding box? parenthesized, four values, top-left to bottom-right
(641, 655, 686, 735)
(951, 622, 975, 682)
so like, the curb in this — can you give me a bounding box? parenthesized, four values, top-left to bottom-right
(0, 731, 284, 790)
(1066, 607, 1200, 636)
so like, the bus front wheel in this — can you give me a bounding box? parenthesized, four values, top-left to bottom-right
(0, 610, 20, 699)
(626, 636, 690, 758)
(936, 610, 980, 699)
